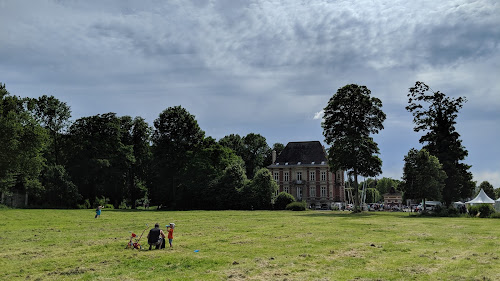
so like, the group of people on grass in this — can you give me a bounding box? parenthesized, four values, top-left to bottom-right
(147, 222, 175, 250)
(94, 206, 175, 249)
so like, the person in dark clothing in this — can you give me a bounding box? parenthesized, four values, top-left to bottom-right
(147, 223, 166, 250)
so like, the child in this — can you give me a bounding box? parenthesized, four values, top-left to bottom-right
(95, 205, 103, 218)
(166, 223, 175, 247)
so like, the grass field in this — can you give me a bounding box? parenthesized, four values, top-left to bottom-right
(1, 209, 499, 280)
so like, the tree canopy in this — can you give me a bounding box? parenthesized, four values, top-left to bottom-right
(322, 84, 386, 211)
(406, 81, 474, 205)
(401, 148, 447, 210)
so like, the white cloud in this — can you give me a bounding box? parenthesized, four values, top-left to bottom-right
(473, 170, 500, 190)
(313, 110, 324, 120)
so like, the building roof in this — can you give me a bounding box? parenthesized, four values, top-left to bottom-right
(465, 188, 495, 204)
(272, 141, 327, 166)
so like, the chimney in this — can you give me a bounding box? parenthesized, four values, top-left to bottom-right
(272, 150, 277, 164)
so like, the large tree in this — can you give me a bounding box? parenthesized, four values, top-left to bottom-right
(152, 106, 205, 208)
(406, 81, 474, 205)
(242, 133, 270, 179)
(66, 113, 135, 207)
(401, 148, 447, 211)
(322, 84, 386, 211)
(0, 84, 48, 205)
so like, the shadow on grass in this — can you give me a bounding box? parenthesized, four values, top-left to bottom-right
(298, 211, 381, 218)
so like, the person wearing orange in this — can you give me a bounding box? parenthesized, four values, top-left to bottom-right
(166, 223, 175, 247)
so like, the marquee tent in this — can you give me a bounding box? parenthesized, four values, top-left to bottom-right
(495, 198, 500, 212)
(465, 189, 495, 205)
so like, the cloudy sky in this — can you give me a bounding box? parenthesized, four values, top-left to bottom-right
(1, 0, 499, 188)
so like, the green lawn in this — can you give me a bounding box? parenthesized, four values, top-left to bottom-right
(1, 209, 499, 280)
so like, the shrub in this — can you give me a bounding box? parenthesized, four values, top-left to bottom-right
(119, 200, 128, 209)
(468, 204, 495, 218)
(286, 201, 306, 211)
(104, 204, 114, 209)
(490, 212, 500, 219)
(274, 192, 296, 210)
(77, 199, 91, 209)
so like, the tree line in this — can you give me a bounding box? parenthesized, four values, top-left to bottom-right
(2, 81, 497, 211)
(0, 83, 283, 209)
(321, 82, 497, 212)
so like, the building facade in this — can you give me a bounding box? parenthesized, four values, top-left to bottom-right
(267, 141, 345, 209)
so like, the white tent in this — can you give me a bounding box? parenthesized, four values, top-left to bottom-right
(495, 198, 500, 212)
(465, 189, 495, 205)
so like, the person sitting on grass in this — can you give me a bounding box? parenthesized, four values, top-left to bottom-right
(147, 223, 166, 250)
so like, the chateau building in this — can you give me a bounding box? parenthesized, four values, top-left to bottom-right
(267, 141, 345, 209)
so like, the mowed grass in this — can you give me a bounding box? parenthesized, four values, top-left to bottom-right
(1, 209, 499, 280)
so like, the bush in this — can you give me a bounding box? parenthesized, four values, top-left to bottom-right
(77, 199, 91, 209)
(119, 200, 128, 209)
(490, 212, 500, 219)
(274, 192, 296, 210)
(104, 204, 114, 209)
(286, 201, 306, 211)
(468, 204, 495, 218)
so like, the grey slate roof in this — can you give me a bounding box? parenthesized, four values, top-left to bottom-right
(274, 141, 327, 165)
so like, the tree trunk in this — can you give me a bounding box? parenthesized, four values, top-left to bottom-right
(353, 170, 360, 212)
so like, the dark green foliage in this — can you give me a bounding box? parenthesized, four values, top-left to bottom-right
(0, 83, 47, 203)
(242, 133, 270, 179)
(38, 165, 80, 208)
(322, 84, 386, 211)
(243, 168, 277, 210)
(490, 212, 500, 219)
(401, 149, 446, 210)
(274, 192, 296, 210)
(286, 201, 306, 211)
(468, 204, 495, 218)
(477, 181, 496, 200)
(151, 106, 205, 208)
(406, 81, 474, 205)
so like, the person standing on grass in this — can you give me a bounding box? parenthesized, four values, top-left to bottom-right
(166, 223, 175, 247)
(95, 205, 104, 218)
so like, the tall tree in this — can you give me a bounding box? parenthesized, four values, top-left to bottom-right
(406, 81, 474, 205)
(152, 106, 205, 208)
(242, 133, 269, 179)
(30, 95, 71, 165)
(322, 84, 386, 212)
(401, 148, 446, 211)
(0, 83, 47, 205)
(66, 113, 134, 207)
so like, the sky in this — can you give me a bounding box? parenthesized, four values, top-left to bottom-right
(1, 0, 499, 189)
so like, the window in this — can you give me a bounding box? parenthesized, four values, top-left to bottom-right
(321, 186, 327, 197)
(297, 172, 302, 181)
(310, 171, 315, 181)
(309, 187, 316, 197)
(284, 186, 290, 194)
(321, 171, 327, 181)
(284, 172, 289, 182)
(273, 172, 279, 182)
(297, 187, 302, 199)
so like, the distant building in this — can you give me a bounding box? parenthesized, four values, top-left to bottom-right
(267, 141, 345, 209)
(383, 187, 403, 209)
